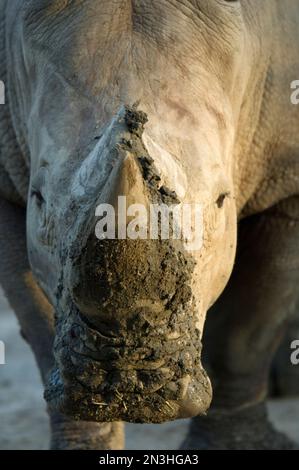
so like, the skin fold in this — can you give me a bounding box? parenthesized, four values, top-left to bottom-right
(0, 0, 298, 449)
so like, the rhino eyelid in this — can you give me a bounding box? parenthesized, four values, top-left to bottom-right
(31, 188, 45, 206)
(31, 167, 48, 203)
(216, 192, 230, 208)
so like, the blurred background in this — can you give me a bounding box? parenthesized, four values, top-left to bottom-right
(0, 287, 299, 450)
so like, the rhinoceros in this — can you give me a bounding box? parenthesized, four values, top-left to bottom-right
(0, 0, 299, 450)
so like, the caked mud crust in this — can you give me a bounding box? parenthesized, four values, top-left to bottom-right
(45, 292, 211, 423)
(45, 106, 212, 423)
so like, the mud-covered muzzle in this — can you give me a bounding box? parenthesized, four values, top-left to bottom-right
(45, 301, 212, 423)
(44, 105, 212, 423)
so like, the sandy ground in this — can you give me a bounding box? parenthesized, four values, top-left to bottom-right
(0, 287, 299, 450)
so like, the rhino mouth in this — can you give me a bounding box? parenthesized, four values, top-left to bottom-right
(44, 305, 212, 424)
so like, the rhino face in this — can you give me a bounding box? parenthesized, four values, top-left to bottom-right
(7, 0, 247, 422)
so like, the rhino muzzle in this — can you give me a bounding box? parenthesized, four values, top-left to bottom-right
(45, 301, 211, 423)
(44, 106, 212, 423)
(45, 236, 212, 423)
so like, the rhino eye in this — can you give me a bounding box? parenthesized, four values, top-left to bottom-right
(31, 188, 45, 206)
(31, 167, 47, 206)
(216, 192, 230, 208)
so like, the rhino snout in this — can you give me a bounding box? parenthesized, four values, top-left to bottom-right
(44, 105, 212, 423)
(47, 230, 212, 423)
(45, 299, 212, 423)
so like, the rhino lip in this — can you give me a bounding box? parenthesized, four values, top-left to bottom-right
(44, 306, 212, 424)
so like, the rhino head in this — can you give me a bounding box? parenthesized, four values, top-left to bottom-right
(6, 0, 249, 423)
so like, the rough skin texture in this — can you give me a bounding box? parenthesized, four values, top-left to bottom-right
(0, 1, 27, 205)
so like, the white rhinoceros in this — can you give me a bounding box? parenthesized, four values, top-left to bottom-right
(0, 0, 298, 450)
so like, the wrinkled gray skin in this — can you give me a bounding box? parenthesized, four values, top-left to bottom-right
(0, 0, 299, 450)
